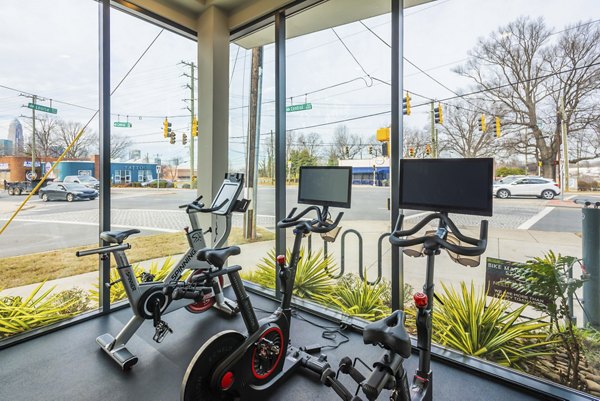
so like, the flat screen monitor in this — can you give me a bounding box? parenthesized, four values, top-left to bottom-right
(399, 158, 493, 216)
(298, 166, 352, 209)
(211, 180, 242, 215)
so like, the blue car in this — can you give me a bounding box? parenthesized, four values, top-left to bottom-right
(39, 183, 98, 202)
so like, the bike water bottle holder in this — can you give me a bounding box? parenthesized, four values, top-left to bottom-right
(233, 198, 250, 213)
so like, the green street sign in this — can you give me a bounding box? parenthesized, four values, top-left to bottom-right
(113, 122, 132, 128)
(286, 103, 313, 113)
(27, 103, 57, 114)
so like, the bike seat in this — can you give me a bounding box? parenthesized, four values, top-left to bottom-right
(100, 229, 141, 244)
(198, 246, 241, 268)
(363, 310, 412, 358)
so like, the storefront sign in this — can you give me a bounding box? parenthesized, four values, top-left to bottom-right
(23, 161, 41, 167)
(0, 163, 9, 170)
(485, 257, 549, 307)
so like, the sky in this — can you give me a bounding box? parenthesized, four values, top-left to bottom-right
(0, 0, 599, 169)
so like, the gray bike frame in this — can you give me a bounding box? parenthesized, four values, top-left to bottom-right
(106, 211, 232, 350)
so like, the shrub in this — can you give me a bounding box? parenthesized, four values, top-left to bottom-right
(52, 287, 93, 315)
(182, 184, 191, 189)
(241, 248, 337, 300)
(321, 274, 391, 321)
(0, 282, 81, 339)
(496, 166, 526, 177)
(504, 251, 587, 388)
(431, 281, 553, 368)
(89, 257, 176, 304)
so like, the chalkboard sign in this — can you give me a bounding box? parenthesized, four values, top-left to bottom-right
(485, 257, 548, 308)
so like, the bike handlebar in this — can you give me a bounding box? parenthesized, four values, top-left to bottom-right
(389, 213, 488, 257)
(178, 196, 229, 214)
(277, 205, 344, 234)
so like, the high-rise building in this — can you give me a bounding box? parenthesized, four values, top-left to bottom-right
(8, 118, 24, 155)
(0, 139, 13, 156)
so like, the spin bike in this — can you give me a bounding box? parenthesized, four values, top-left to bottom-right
(320, 212, 488, 401)
(181, 204, 344, 401)
(76, 173, 249, 369)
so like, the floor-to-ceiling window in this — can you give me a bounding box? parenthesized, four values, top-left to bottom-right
(0, 0, 100, 341)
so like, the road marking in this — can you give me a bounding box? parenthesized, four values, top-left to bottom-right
(404, 211, 430, 220)
(0, 218, 178, 233)
(518, 207, 554, 230)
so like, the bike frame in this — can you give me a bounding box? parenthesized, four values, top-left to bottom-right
(103, 211, 233, 348)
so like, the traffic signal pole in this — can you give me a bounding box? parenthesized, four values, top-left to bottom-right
(430, 101, 435, 158)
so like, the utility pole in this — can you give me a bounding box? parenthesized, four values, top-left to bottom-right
(181, 61, 196, 183)
(560, 95, 569, 194)
(20, 93, 46, 180)
(244, 47, 263, 239)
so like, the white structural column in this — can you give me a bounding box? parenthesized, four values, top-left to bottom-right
(196, 6, 229, 233)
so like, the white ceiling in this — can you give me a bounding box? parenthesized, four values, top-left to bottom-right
(127, 0, 434, 47)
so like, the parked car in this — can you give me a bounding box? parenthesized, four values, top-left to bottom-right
(493, 177, 561, 199)
(141, 179, 174, 188)
(63, 175, 100, 190)
(39, 183, 98, 202)
(494, 175, 526, 184)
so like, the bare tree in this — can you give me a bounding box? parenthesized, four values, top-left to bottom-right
(57, 121, 95, 159)
(110, 133, 132, 160)
(163, 157, 182, 180)
(330, 124, 363, 160)
(455, 17, 600, 178)
(438, 102, 497, 158)
(24, 115, 61, 158)
(296, 132, 323, 160)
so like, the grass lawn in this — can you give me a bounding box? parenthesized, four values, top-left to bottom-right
(0, 227, 274, 289)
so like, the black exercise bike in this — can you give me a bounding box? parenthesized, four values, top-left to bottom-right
(181, 204, 344, 401)
(320, 212, 488, 401)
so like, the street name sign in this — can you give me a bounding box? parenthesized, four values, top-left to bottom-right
(114, 122, 132, 128)
(27, 103, 58, 114)
(286, 103, 312, 112)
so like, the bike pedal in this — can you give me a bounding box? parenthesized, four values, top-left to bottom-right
(153, 320, 173, 343)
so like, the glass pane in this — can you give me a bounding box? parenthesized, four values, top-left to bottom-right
(401, 0, 598, 397)
(107, 8, 198, 309)
(0, 0, 99, 341)
(280, 10, 393, 320)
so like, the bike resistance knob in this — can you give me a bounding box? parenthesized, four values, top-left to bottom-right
(414, 292, 428, 309)
(276, 254, 286, 267)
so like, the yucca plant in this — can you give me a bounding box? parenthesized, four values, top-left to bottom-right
(322, 274, 391, 321)
(0, 282, 79, 338)
(89, 257, 176, 304)
(241, 247, 337, 300)
(432, 281, 554, 368)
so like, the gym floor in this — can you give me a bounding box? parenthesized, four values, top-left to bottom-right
(0, 290, 543, 401)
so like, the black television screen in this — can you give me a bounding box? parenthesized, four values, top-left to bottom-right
(298, 166, 352, 209)
(399, 158, 493, 216)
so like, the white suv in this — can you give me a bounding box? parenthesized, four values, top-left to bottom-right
(63, 175, 100, 190)
(493, 177, 561, 200)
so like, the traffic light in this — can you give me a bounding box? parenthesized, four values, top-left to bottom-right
(434, 103, 443, 124)
(478, 114, 486, 132)
(170, 131, 176, 145)
(368, 145, 373, 155)
(403, 92, 411, 116)
(344, 146, 350, 158)
(191, 117, 198, 137)
(163, 118, 172, 138)
(408, 147, 415, 157)
(425, 144, 431, 156)
(494, 117, 501, 138)
(382, 143, 388, 157)
(182, 133, 188, 145)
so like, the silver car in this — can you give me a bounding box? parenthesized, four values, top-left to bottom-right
(493, 177, 561, 200)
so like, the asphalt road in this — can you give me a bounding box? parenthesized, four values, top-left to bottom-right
(1, 187, 597, 258)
